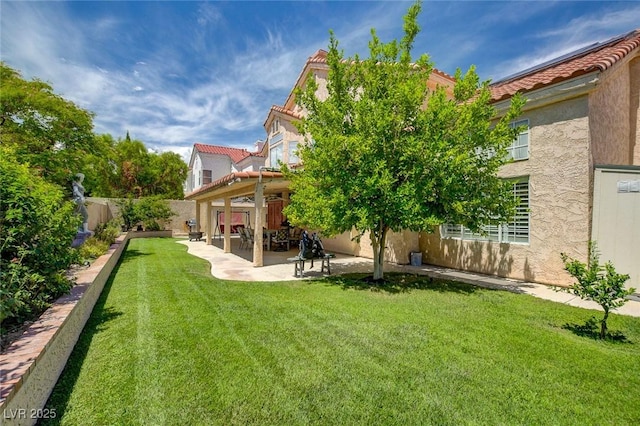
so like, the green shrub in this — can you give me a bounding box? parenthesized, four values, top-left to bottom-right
(144, 220, 162, 231)
(135, 196, 175, 230)
(116, 196, 176, 231)
(1, 152, 79, 327)
(78, 237, 110, 260)
(93, 220, 121, 245)
(116, 198, 140, 231)
(560, 242, 635, 339)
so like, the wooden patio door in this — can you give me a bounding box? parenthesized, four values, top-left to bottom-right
(267, 200, 284, 229)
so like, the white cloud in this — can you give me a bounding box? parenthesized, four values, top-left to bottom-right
(4, 0, 639, 162)
(485, 3, 640, 81)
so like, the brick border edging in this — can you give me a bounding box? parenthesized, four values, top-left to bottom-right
(0, 233, 130, 425)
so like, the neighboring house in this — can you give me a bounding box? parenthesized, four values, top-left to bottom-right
(421, 29, 640, 287)
(185, 142, 266, 193)
(185, 142, 267, 237)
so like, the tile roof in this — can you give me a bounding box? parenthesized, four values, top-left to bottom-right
(193, 143, 263, 163)
(185, 170, 284, 199)
(490, 29, 640, 102)
(270, 105, 303, 120)
(274, 48, 455, 125)
(302, 49, 455, 81)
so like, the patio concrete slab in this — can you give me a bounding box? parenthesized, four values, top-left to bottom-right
(177, 238, 640, 317)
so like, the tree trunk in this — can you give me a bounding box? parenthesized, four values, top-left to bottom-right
(600, 308, 609, 339)
(371, 225, 388, 281)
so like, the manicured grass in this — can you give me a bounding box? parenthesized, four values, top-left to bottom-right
(44, 238, 640, 425)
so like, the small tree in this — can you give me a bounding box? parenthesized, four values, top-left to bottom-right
(284, 1, 523, 280)
(116, 197, 176, 231)
(116, 198, 140, 231)
(560, 242, 635, 339)
(135, 197, 176, 231)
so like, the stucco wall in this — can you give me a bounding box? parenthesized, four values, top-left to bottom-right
(201, 154, 233, 183)
(589, 60, 632, 165)
(421, 96, 592, 286)
(170, 200, 197, 234)
(320, 229, 420, 266)
(86, 199, 113, 231)
(86, 198, 196, 235)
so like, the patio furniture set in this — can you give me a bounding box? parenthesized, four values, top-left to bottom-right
(237, 226, 334, 277)
(238, 226, 302, 251)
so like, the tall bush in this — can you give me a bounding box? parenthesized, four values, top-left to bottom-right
(0, 152, 80, 327)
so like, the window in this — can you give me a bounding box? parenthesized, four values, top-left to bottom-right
(202, 169, 212, 185)
(507, 119, 529, 161)
(270, 118, 280, 135)
(503, 180, 529, 243)
(442, 178, 529, 244)
(270, 143, 283, 168)
(288, 141, 299, 164)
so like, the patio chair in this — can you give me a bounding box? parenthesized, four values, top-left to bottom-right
(243, 227, 269, 250)
(244, 227, 255, 249)
(272, 228, 290, 251)
(239, 227, 249, 249)
(289, 227, 302, 248)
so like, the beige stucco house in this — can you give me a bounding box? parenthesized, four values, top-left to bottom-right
(186, 30, 639, 288)
(421, 29, 640, 287)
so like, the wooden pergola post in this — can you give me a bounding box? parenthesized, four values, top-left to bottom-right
(253, 182, 265, 267)
(205, 201, 212, 245)
(223, 197, 231, 253)
(195, 201, 201, 232)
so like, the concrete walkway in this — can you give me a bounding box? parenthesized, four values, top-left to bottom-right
(177, 238, 640, 318)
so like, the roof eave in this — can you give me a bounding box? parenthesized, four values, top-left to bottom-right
(491, 71, 600, 116)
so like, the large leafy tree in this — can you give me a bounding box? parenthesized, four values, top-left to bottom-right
(284, 1, 524, 280)
(84, 133, 188, 199)
(0, 63, 95, 188)
(148, 151, 189, 199)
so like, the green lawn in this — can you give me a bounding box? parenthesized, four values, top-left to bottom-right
(44, 238, 640, 425)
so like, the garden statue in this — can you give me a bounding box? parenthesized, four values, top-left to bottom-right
(72, 172, 90, 234)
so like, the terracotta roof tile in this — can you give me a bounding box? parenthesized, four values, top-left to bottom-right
(270, 105, 303, 120)
(490, 29, 640, 102)
(194, 143, 262, 163)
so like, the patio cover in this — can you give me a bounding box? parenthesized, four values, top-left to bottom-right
(184, 170, 289, 267)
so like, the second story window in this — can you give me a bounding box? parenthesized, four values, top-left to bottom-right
(508, 119, 529, 161)
(202, 169, 212, 185)
(271, 118, 280, 135)
(288, 141, 299, 164)
(270, 143, 283, 168)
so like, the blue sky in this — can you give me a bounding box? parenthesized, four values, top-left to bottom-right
(2, 1, 639, 162)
